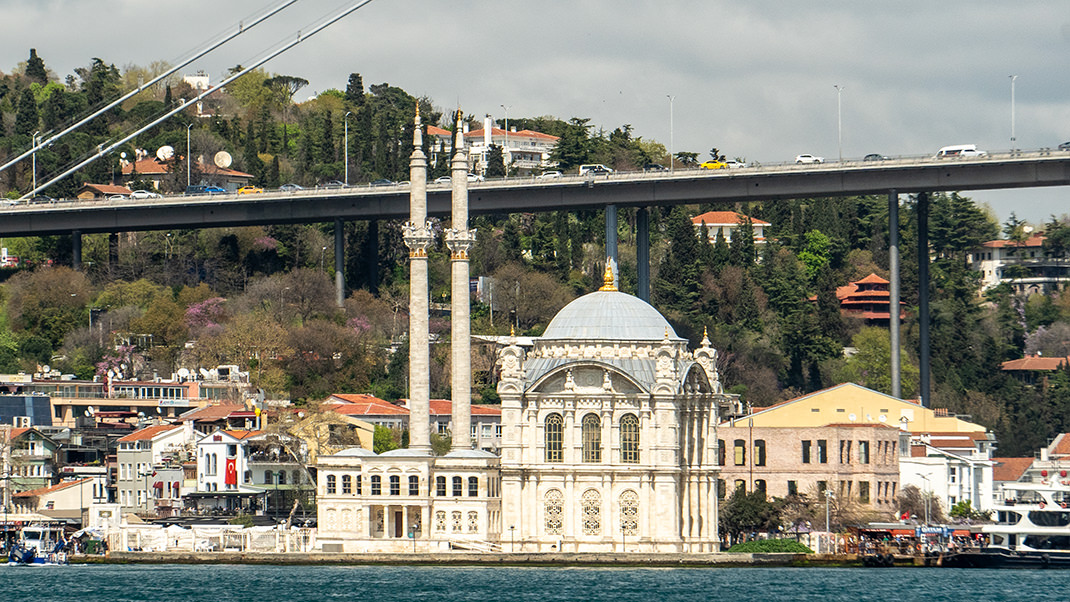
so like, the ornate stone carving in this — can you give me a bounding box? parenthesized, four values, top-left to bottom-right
(402, 221, 434, 257)
(444, 227, 477, 259)
(694, 326, 723, 393)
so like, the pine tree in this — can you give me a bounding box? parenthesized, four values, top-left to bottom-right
(25, 48, 47, 84)
(14, 88, 38, 136)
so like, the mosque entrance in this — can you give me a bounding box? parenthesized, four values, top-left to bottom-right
(393, 510, 404, 538)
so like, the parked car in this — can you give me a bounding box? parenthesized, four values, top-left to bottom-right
(699, 160, 727, 170)
(1059, 142, 1070, 151)
(370, 178, 395, 186)
(795, 154, 824, 164)
(863, 154, 889, 161)
(237, 185, 264, 194)
(536, 170, 562, 179)
(723, 160, 747, 168)
(31, 195, 55, 203)
(130, 189, 162, 199)
(578, 164, 614, 176)
(318, 180, 346, 189)
(186, 185, 227, 195)
(279, 183, 304, 192)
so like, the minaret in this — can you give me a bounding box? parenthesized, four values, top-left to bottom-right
(402, 105, 432, 453)
(446, 110, 475, 449)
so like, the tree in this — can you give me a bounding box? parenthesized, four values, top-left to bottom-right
(14, 89, 39, 137)
(834, 326, 919, 397)
(719, 486, 778, 547)
(25, 48, 48, 84)
(345, 73, 364, 106)
(549, 117, 593, 171)
(484, 144, 506, 177)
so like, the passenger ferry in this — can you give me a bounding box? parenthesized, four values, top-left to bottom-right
(945, 481, 1070, 568)
(7, 522, 68, 565)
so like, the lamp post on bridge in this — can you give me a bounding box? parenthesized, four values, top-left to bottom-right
(834, 85, 844, 162)
(1009, 75, 1018, 152)
(31, 131, 40, 193)
(666, 95, 675, 172)
(186, 123, 194, 188)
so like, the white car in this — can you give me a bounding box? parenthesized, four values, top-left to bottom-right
(723, 160, 746, 169)
(130, 189, 161, 199)
(536, 171, 562, 179)
(795, 154, 824, 164)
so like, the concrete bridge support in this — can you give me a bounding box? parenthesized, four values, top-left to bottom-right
(72, 230, 82, 271)
(334, 218, 344, 308)
(888, 191, 901, 399)
(605, 205, 618, 288)
(637, 207, 650, 302)
(917, 192, 930, 407)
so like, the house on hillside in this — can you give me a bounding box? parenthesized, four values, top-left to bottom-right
(1000, 355, 1070, 386)
(834, 273, 906, 326)
(691, 211, 769, 245)
(465, 116, 560, 175)
(969, 233, 1070, 294)
(76, 183, 133, 200)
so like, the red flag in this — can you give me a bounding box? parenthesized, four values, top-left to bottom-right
(225, 458, 237, 485)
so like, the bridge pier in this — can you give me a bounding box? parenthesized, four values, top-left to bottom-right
(605, 205, 618, 288)
(888, 190, 901, 398)
(637, 207, 649, 301)
(72, 230, 82, 271)
(917, 192, 930, 407)
(334, 218, 345, 308)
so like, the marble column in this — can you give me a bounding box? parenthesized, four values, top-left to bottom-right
(446, 111, 474, 450)
(402, 107, 432, 452)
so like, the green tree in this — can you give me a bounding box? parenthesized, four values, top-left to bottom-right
(15, 88, 39, 137)
(549, 117, 593, 171)
(834, 326, 919, 397)
(25, 48, 49, 84)
(484, 144, 506, 177)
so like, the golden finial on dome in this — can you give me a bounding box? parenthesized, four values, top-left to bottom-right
(599, 259, 617, 291)
(510, 324, 515, 337)
(703, 326, 708, 338)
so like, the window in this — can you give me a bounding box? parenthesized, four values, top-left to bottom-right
(277, 471, 287, 485)
(734, 479, 746, 493)
(582, 414, 602, 462)
(436, 476, 446, 496)
(733, 439, 746, 466)
(389, 475, 400, 495)
(755, 479, 766, 494)
(264, 470, 273, 484)
(754, 439, 766, 466)
(356, 475, 362, 495)
(341, 475, 352, 494)
(788, 481, 798, 496)
(467, 476, 479, 497)
(717, 479, 727, 500)
(409, 475, 419, 496)
(802, 440, 812, 464)
(860, 481, 870, 503)
(544, 489, 563, 535)
(718, 439, 726, 466)
(619, 490, 639, 536)
(840, 440, 851, 464)
(581, 489, 602, 535)
(370, 475, 381, 495)
(227, 444, 237, 457)
(859, 440, 870, 464)
(620, 414, 640, 464)
(452, 476, 463, 497)
(817, 440, 828, 463)
(545, 414, 563, 462)
(817, 480, 827, 493)
(949, 467, 957, 484)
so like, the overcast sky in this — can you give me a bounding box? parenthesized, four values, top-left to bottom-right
(3, 0, 1069, 225)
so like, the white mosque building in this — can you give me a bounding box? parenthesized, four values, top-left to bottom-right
(315, 109, 740, 553)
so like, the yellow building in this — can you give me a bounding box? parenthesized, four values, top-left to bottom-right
(733, 383, 985, 433)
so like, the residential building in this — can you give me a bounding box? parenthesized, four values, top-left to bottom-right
(969, 233, 1070, 294)
(192, 429, 311, 517)
(10, 477, 97, 524)
(75, 183, 133, 200)
(716, 423, 903, 509)
(834, 273, 906, 325)
(691, 211, 769, 245)
(465, 116, 560, 175)
(120, 154, 253, 191)
(115, 424, 191, 517)
(900, 431, 996, 513)
(324, 394, 502, 452)
(6, 427, 60, 492)
(1000, 355, 1070, 387)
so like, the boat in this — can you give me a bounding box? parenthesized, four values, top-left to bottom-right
(943, 480, 1070, 568)
(6, 522, 69, 565)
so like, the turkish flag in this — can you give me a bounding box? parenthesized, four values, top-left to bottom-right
(225, 458, 237, 485)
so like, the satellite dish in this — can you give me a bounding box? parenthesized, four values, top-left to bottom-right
(848, 413, 856, 422)
(120, 152, 127, 160)
(213, 151, 233, 168)
(42, 364, 50, 373)
(878, 414, 888, 423)
(137, 411, 146, 418)
(156, 407, 163, 414)
(177, 368, 190, 378)
(83, 410, 90, 417)
(156, 145, 175, 161)
(87, 406, 96, 415)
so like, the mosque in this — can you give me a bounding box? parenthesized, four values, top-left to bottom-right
(316, 110, 740, 553)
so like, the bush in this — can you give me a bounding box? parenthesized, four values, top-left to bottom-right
(726, 539, 813, 554)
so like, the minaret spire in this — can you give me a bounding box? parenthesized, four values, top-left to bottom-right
(402, 104, 432, 452)
(446, 108, 475, 449)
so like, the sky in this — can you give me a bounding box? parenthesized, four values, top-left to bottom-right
(3, 0, 1070, 225)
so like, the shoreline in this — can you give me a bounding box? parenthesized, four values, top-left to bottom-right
(75, 551, 905, 567)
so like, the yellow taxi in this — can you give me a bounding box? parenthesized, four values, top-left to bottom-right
(699, 160, 727, 170)
(237, 186, 264, 194)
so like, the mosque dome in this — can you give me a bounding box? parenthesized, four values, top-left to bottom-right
(541, 289, 680, 341)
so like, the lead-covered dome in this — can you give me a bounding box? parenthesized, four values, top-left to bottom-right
(541, 290, 681, 341)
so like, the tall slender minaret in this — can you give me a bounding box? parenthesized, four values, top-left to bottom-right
(446, 110, 475, 449)
(402, 106, 432, 453)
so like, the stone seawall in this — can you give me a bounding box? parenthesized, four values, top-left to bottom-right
(84, 552, 859, 567)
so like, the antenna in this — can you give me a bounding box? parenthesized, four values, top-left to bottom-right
(213, 151, 233, 168)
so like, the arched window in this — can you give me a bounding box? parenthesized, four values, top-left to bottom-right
(619, 490, 639, 536)
(389, 475, 400, 495)
(620, 414, 640, 464)
(278, 471, 287, 485)
(755, 479, 767, 494)
(408, 475, 419, 496)
(581, 489, 602, 535)
(355, 474, 362, 495)
(544, 489, 563, 535)
(582, 414, 602, 462)
(468, 476, 479, 497)
(452, 476, 463, 496)
(717, 439, 726, 466)
(264, 470, 273, 484)
(545, 414, 563, 462)
(341, 475, 352, 494)
(326, 474, 336, 495)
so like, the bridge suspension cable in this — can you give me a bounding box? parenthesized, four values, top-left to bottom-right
(23, 0, 378, 200)
(0, 0, 301, 177)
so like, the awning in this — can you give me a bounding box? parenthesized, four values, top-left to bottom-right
(153, 481, 163, 488)
(952, 529, 971, 536)
(890, 529, 915, 536)
(173, 482, 181, 491)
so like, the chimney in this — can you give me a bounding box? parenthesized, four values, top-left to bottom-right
(484, 115, 493, 147)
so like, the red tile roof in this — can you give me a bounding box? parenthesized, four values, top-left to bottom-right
(981, 234, 1045, 248)
(79, 183, 133, 195)
(12, 478, 93, 498)
(429, 399, 502, 416)
(465, 128, 559, 142)
(177, 404, 245, 422)
(1001, 356, 1070, 371)
(691, 211, 770, 227)
(117, 424, 181, 442)
(427, 125, 451, 137)
(992, 457, 1033, 482)
(1051, 433, 1070, 457)
(855, 273, 890, 285)
(121, 157, 252, 179)
(327, 394, 408, 416)
(220, 430, 262, 440)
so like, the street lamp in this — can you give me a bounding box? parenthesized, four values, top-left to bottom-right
(409, 525, 416, 552)
(137, 468, 154, 516)
(834, 85, 844, 162)
(500, 104, 511, 175)
(186, 123, 194, 188)
(919, 474, 931, 526)
(1009, 75, 1018, 152)
(508, 524, 515, 553)
(31, 131, 40, 192)
(274, 470, 283, 521)
(666, 95, 675, 172)
(320, 245, 328, 272)
(344, 111, 352, 186)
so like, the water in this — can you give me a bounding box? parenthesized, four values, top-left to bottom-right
(0, 564, 1060, 602)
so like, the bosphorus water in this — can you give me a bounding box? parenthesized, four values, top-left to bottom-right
(0, 564, 1063, 602)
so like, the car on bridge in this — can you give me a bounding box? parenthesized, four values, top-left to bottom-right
(237, 186, 264, 194)
(279, 183, 304, 192)
(863, 154, 889, 161)
(318, 180, 346, 189)
(700, 160, 727, 170)
(934, 144, 986, 158)
(370, 179, 395, 186)
(579, 164, 614, 176)
(1059, 142, 1070, 151)
(794, 154, 824, 164)
(536, 170, 562, 179)
(185, 185, 227, 195)
(130, 189, 162, 199)
(723, 160, 746, 168)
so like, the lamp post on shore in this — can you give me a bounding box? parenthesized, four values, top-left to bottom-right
(509, 524, 515, 553)
(824, 488, 834, 553)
